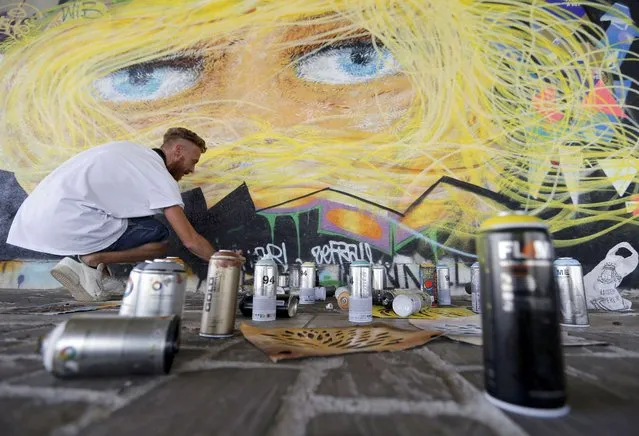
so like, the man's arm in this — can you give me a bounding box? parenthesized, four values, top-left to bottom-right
(164, 205, 214, 261)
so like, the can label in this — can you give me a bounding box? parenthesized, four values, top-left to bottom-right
(420, 264, 438, 305)
(480, 225, 565, 410)
(300, 287, 315, 304)
(252, 296, 276, 321)
(349, 296, 372, 323)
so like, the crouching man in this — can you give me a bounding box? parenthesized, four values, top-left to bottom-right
(7, 127, 215, 301)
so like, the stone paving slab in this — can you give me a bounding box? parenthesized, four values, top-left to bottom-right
(83, 368, 301, 436)
(306, 414, 497, 436)
(1, 289, 639, 436)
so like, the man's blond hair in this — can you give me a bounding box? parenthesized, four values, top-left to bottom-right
(163, 127, 206, 153)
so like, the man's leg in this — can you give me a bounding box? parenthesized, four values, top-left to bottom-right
(80, 240, 168, 267)
(51, 217, 170, 301)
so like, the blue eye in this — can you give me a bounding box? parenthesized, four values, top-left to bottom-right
(93, 58, 202, 102)
(296, 42, 400, 84)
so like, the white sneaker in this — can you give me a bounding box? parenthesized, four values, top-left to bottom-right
(99, 265, 126, 296)
(50, 257, 106, 302)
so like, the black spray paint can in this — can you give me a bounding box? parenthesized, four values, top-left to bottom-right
(478, 212, 568, 417)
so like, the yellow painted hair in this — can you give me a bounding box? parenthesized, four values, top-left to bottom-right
(0, 0, 637, 246)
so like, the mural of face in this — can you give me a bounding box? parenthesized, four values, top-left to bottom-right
(0, 0, 638, 259)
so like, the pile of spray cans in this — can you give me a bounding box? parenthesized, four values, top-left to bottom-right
(238, 257, 300, 321)
(41, 257, 187, 378)
(418, 261, 452, 307)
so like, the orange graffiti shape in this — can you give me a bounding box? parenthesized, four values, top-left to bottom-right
(326, 208, 382, 240)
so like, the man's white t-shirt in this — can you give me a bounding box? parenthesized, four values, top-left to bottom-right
(7, 141, 184, 255)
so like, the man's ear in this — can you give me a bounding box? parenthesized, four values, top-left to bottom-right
(174, 142, 184, 156)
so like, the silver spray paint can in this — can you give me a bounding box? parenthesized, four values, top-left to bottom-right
(40, 315, 180, 378)
(300, 261, 317, 304)
(372, 265, 386, 290)
(349, 261, 372, 323)
(119, 264, 144, 316)
(436, 263, 451, 306)
(124, 259, 187, 318)
(289, 263, 301, 290)
(278, 273, 290, 288)
(471, 262, 481, 314)
(253, 257, 278, 321)
(553, 257, 589, 327)
(392, 292, 431, 317)
(200, 251, 245, 338)
(372, 264, 386, 305)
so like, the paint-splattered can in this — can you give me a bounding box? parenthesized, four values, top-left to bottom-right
(553, 257, 589, 327)
(419, 261, 438, 305)
(478, 212, 568, 417)
(471, 261, 481, 314)
(349, 261, 372, 323)
(40, 315, 180, 378)
(335, 286, 350, 310)
(289, 263, 301, 290)
(253, 257, 278, 321)
(200, 251, 245, 338)
(239, 294, 299, 318)
(300, 262, 317, 304)
(392, 292, 431, 317)
(436, 263, 451, 306)
(123, 259, 187, 318)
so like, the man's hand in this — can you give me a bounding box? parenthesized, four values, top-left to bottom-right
(164, 205, 214, 261)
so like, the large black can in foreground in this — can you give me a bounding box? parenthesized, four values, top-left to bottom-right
(478, 212, 568, 418)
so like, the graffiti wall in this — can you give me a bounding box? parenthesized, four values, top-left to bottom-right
(2, 1, 639, 287)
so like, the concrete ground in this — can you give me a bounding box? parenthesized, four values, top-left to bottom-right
(1, 288, 638, 436)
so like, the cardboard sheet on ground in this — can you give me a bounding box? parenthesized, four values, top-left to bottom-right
(41, 302, 120, 315)
(409, 316, 608, 347)
(240, 322, 442, 362)
(372, 305, 475, 319)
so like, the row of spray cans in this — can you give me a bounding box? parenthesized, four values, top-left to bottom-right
(41, 257, 188, 378)
(236, 258, 328, 323)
